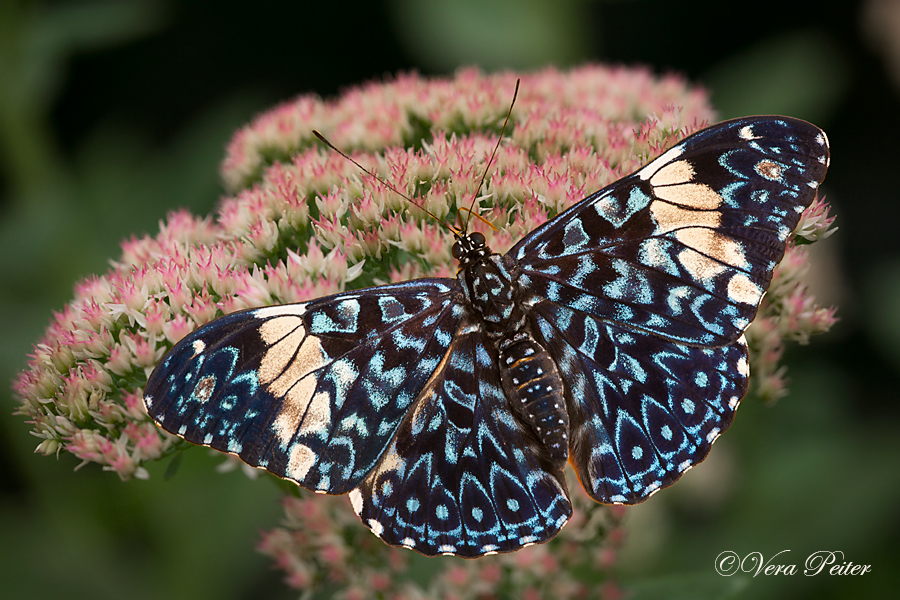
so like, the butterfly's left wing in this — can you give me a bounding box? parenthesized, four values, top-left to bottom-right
(144, 279, 467, 494)
(351, 312, 572, 557)
(145, 280, 571, 557)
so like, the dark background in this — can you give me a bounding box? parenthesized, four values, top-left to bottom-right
(1, 1, 898, 598)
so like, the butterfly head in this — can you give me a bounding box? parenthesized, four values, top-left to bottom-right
(451, 231, 490, 265)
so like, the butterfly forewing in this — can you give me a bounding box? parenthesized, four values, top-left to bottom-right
(351, 313, 571, 557)
(144, 279, 465, 493)
(510, 116, 829, 346)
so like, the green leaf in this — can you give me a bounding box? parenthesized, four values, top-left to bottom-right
(163, 449, 184, 481)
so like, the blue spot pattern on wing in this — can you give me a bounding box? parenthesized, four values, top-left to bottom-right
(352, 313, 571, 556)
(530, 301, 748, 504)
(512, 116, 829, 346)
(145, 279, 464, 493)
(143, 116, 830, 557)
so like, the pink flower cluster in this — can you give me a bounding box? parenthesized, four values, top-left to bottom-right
(220, 65, 712, 193)
(257, 473, 627, 600)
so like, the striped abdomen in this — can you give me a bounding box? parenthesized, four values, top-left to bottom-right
(498, 333, 569, 466)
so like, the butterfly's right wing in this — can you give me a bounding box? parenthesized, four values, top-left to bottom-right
(144, 279, 466, 494)
(509, 116, 830, 347)
(504, 116, 827, 503)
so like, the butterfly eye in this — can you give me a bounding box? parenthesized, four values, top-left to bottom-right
(451, 240, 465, 260)
(470, 232, 486, 247)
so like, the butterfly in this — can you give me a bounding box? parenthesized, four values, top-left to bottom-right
(144, 115, 830, 557)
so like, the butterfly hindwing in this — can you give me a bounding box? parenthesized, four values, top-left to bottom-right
(530, 301, 749, 504)
(510, 116, 829, 346)
(350, 313, 572, 557)
(144, 279, 465, 493)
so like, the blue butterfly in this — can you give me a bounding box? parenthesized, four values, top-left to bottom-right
(144, 116, 829, 557)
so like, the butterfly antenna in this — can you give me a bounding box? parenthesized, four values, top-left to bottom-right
(463, 78, 520, 232)
(312, 130, 462, 236)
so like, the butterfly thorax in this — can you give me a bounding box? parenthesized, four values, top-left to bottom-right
(454, 231, 570, 466)
(455, 245, 522, 335)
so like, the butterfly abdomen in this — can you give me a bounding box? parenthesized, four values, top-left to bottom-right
(498, 333, 569, 465)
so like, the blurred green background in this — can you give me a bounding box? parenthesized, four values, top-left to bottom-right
(1, 0, 898, 598)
